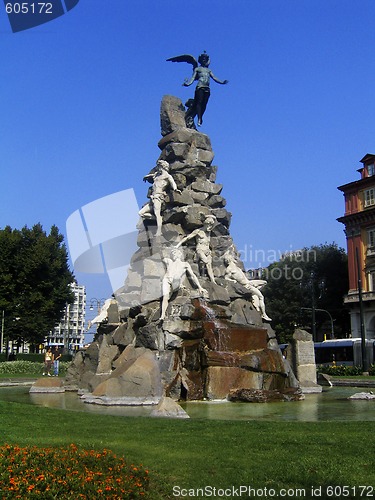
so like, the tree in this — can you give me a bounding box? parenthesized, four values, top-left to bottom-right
(262, 243, 350, 344)
(0, 224, 75, 352)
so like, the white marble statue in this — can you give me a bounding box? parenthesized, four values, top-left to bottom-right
(175, 215, 217, 284)
(224, 252, 272, 322)
(160, 247, 208, 321)
(139, 159, 181, 236)
(87, 298, 116, 329)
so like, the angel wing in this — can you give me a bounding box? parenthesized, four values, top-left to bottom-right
(166, 54, 198, 69)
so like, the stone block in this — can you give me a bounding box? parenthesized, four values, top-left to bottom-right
(197, 148, 214, 165)
(150, 397, 190, 418)
(124, 268, 142, 290)
(191, 180, 223, 195)
(166, 190, 195, 207)
(158, 350, 177, 372)
(143, 257, 164, 278)
(112, 322, 135, 348)
(182, 370, 205, 400)
(91, 348, 164, 401)
(188, 190, 209, 203)
(140, 278, 162, 304)
(107, 303, 119, 323)
(163, 332, 182, 349)
(165, 142, 191, 161)
(229, 299, 259, 326)
(206, 195, 226, 208)
(203, 322, 268, 352)
(204, 281, 231, 305)
(112, 345, 146, 372)
(209, 235, 232, 252)
(160, 95, 186, 136)
(163, 207, 187, 225)
(208, 165, 218, 182)
(227, 387, 304, 403)
(205, 366, 263, 399)
(239, 348, 287, 375)
(117, 351, 163, 399)
(184, 206, 211, 229)
(174, 164, 215, 181)
(158, 128, 212, 151)
(30, 378, 65, 393)
(136, 323, 161, 350)
(92, 377, 123, 398)
(211, 208, 232, 227)
(162, 319, 203, 339)
(288, 329, 318, 386)
(160, 223, 185, 242)
(96, 336, 119, 375)
(173, 172, 187, 190)
(180, 340, 202, 371)
(116, 291, 141, 310)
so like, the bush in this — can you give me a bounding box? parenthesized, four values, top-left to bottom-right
(15, 354, 72, 363)
(0, 361, 43, 375)
(0, 361, 70, 376)
(318, 364, 364, 376)
(17, 354, 44, 363)
(0, 443, 149, 499)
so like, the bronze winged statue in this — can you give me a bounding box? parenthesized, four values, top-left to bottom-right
(167, 51, 228, 128)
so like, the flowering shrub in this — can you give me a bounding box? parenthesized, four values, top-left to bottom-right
(0, 361, 43, 374)
(0, 444, 149, 499)
(0, 361, 70, 375)
(318, 364, 375, 376)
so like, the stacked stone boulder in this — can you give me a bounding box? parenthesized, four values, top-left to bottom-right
(65, 95, 301, 404)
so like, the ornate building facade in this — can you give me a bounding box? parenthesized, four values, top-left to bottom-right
(338, 154, 375, 339)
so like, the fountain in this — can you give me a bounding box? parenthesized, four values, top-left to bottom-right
(65, 95, 302, 407)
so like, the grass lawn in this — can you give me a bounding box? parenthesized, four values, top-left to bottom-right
(1, 400, 375, 499)
(0, 373, 39, 379)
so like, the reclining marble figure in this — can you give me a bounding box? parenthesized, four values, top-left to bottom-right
(224, 251, 272, 322)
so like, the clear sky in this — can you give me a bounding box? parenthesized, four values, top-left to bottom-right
(2, 0, 375, 322)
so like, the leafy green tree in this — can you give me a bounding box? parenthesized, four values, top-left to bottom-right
(262, 243, 350, 344)
(0, 224, 75, 352)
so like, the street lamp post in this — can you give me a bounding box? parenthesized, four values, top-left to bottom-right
(89, 298, 106, 314)
(301, 307, 335, 339)
(355, 247, 369, 373)
(87, 298, 106, 333)
(300, 272, 325, 342)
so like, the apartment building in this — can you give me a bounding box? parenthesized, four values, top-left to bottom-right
(46, 282, 86, 352)
(337, 153, 375, 339)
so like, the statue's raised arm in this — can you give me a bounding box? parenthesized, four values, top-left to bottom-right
(167, 51, 228, 128)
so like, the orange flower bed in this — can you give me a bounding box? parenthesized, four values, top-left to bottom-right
(0, 443, 149, 499)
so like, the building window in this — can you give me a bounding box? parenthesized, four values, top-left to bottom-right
(368, 163, 375, 177)
(364, 188, 375, 207)
(368, 270, 375, 292)
(367, 229, 375, 255)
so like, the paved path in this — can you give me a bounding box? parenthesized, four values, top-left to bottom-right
(331, 378, 375, 388)
(0, 378, 38, 387)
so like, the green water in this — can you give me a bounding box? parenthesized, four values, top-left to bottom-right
(0, 386, 374, 421)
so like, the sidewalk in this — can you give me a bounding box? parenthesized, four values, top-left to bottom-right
(330, 377, 375, 388)
(0, 378, 38, 387)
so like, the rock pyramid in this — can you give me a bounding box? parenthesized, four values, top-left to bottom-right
(65, 95, 300, 404)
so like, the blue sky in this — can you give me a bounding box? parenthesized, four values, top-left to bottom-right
(2, 0, 375, 321)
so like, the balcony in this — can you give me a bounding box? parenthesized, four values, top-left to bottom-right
(344, 291, 375, 303)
